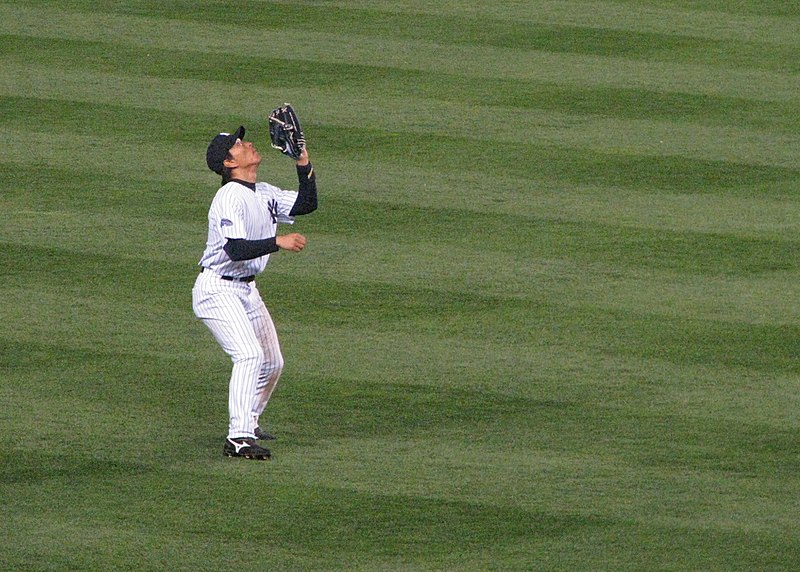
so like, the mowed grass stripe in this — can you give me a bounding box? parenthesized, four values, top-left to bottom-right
(603, 0, 800, 20)
(3, 6, 799, 101)
(307, 0, 800, 43)
(20, 0, 800, 47)
(3, 187, 798, 280)
(2, 24, 798, 165)
(4, 350, 798, 540)
(4, 322, 799, 494)
(2, 80, 796, 240)
(2, 138, 798, 253)
(4, 50, 800, 160)
(4, 474, 794, 572)
(2, 157, 799, 245)
(316, 160, 799, 238)
(9, 1, 798, 72)
(4, 19, 798, 166)
(3, 336, 788, 564)
(0, 111, 800, 190)
(2, 229, 798, 382)
(2, 479, 546, 570)
(2, 241, 798, 377)
(279, 413, 800, 489)
(3, 422, 797, 570)
(4, 294, 792, 568)
(3, 199, 798, 328)
(279, 330, 800, 427)
(15, 389, 796, 512)
(4, 40, 800, 133)
(5, 295, 799, 434)
(3, 300, 796, 568)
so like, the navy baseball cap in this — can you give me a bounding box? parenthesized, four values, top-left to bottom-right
(206, 126, 245, 174)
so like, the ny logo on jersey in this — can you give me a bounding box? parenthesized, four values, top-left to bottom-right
(267, 199, 278, 224)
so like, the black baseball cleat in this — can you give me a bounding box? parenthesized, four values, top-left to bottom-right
(224, 437, 271, 460)
(254, 427, 276, 441)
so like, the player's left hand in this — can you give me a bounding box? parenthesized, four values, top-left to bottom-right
(296, 147, 310, 166)
(268, 103, 306, 160)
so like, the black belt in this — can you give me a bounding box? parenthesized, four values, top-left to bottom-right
(200, 267, 256, 283)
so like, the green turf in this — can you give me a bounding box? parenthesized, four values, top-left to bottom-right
(1, 0, 799, 570)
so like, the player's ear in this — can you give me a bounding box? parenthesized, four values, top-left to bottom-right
(223, 152, 238, 169)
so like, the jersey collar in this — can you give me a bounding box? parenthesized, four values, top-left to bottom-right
(230, 179, 256, 191)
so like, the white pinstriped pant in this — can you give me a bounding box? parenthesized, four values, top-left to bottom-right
(192, 270, 284, 439)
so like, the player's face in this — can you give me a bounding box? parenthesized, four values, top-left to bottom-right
(227, 138, 261, 169)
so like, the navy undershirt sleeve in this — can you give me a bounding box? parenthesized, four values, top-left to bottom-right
(290, 162, 317, 216)
(224, 237, 279, 261)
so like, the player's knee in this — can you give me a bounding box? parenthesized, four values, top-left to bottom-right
(234, 345, 265, 368)
(262, 354, 284, 377)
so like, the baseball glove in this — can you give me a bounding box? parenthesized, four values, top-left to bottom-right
(268, 103, 305, 160)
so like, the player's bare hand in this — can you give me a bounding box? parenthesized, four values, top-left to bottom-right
(277, 233, 307, 252)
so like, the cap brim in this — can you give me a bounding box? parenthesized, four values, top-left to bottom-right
(222, 126, 246, 151)
(234, 125, 245, 141)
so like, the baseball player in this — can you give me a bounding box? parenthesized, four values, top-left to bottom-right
(192, 125, 317, 460)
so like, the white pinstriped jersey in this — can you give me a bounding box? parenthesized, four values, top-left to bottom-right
(198, 181, 298, 277)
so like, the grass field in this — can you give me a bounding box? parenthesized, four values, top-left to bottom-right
(1, 1, 799, 570)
